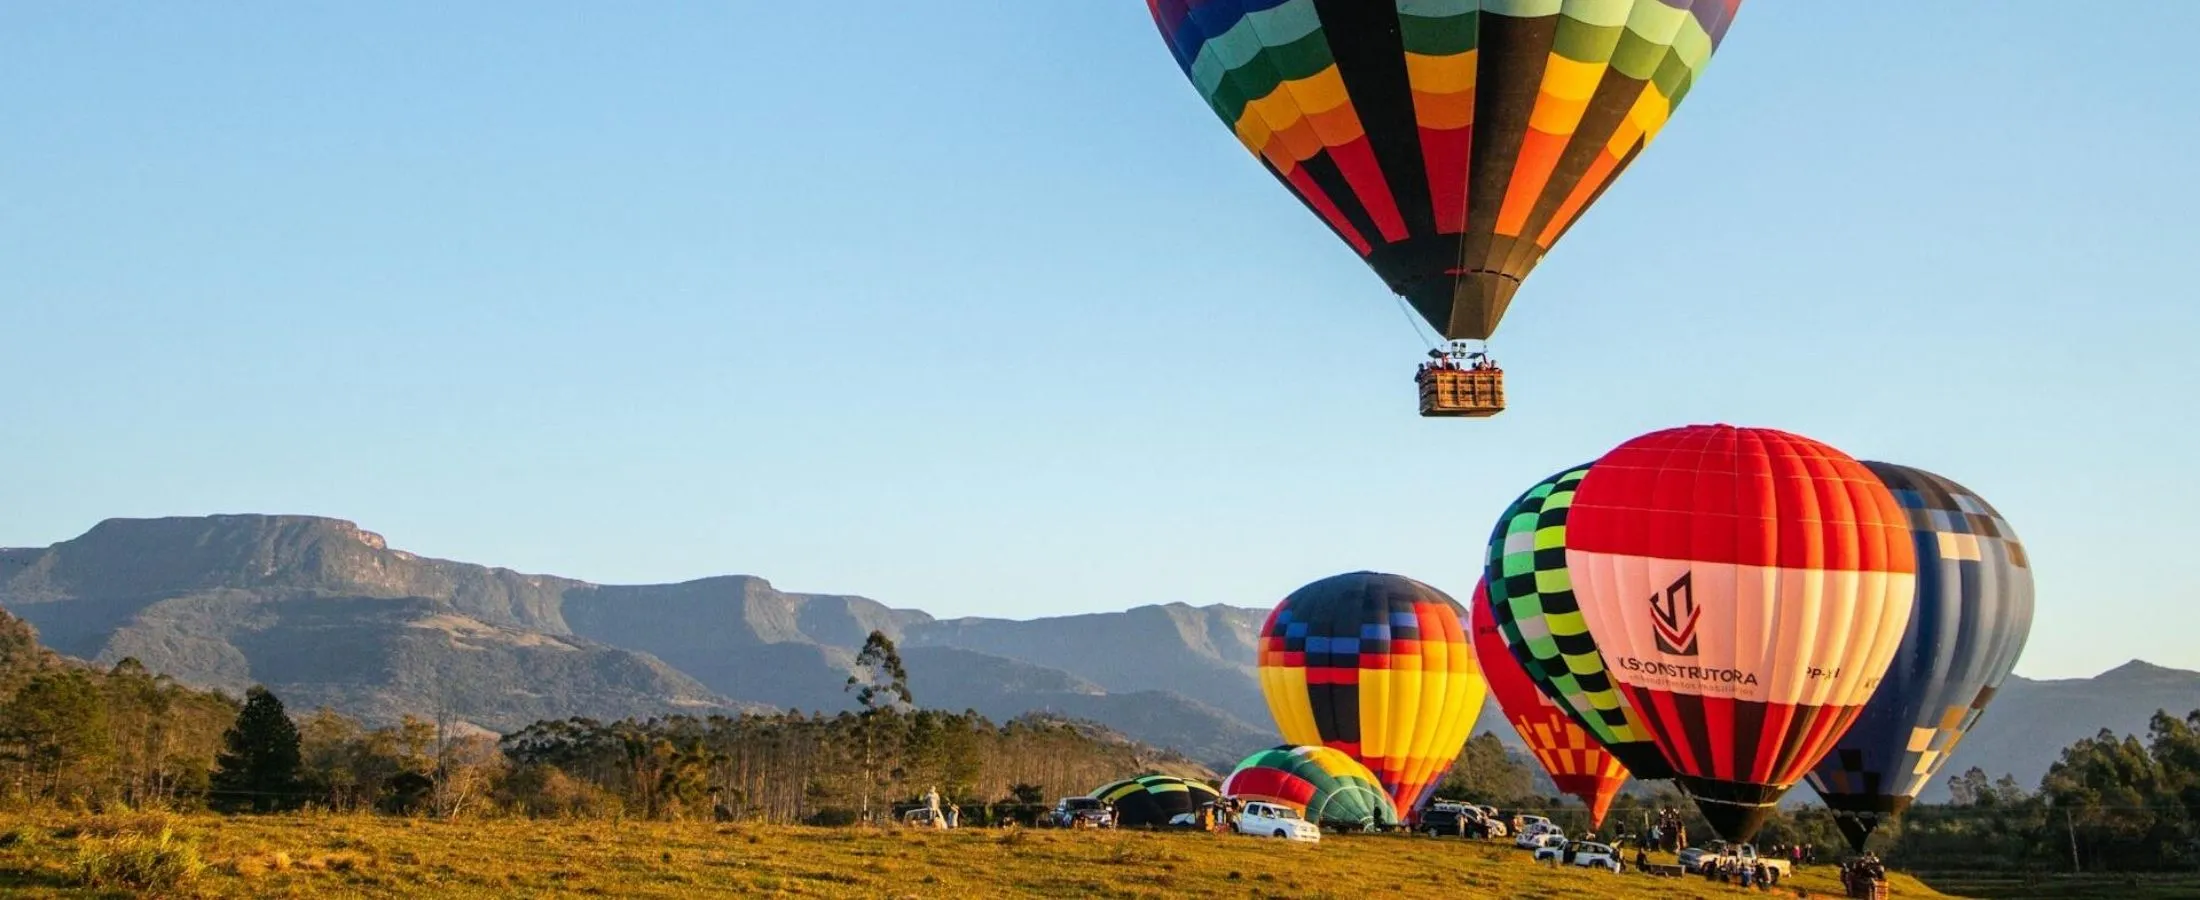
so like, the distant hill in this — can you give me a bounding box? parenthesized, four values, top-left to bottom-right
(1917, 660, 2200, 803)
(6, 514, 2193, 783)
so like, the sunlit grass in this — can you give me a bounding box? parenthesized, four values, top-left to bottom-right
(0, 809, 1964, 898)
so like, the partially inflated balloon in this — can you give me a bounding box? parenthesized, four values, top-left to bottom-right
(1222, 745, 1400, 829)
(1469, 577, 1630, 827)
(1565, 425, 1918, 841)
(1806, 463, 2034, 851)
(1145, 1, 1746, 339)
(1484, 463, 1675, 780)
(1258, 571, 1484, 820)
(1090, 774, 1223, 828)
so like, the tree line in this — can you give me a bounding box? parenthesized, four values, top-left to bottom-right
(5, 607, 2199, 872)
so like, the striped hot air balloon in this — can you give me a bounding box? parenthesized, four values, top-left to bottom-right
(1222, 745, 1401, 829)
(1257, 571, 1485, 821)
(1805, 462, 2034, 852)
(1563, 424, 1918, 842)
(1089, 774, 1223, 829)
(1144, 0, 1747, 340)
(1484, 462, 1675, 780)
(1469, 576, 1630, 827)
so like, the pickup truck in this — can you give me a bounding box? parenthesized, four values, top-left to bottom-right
(1235, 801, 1321, 842)
(1533, 839, 1623, 873)
(1684, 841, 1790, 884)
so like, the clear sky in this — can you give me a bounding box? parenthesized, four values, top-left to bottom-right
(3, 4, 2195, 680)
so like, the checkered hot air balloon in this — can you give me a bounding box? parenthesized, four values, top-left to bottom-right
(1469, 576, 1631, 828)
(1805, 462, 2034, 852)
(1222, 745, 1400, 829)
(1144, 0, 1746, 340)
(1563, 425, 1918, 842)
(1483, 463, 1676, 781)
(1257, 571, 1485, 822)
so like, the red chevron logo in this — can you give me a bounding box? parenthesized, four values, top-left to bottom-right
(1648, 571, 1700, 657)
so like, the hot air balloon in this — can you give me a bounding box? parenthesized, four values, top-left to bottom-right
(1090, 774, 1223, 828)
(1469, 576, 1631, 827)
(1484, 463, 1676, 781)
(1563, 424, 1918, 842)
(1805, 462, 2034, 852)
(1222, 745, 1400, 829)
(1257, 571, 1484, 820)
(1145, 1, 1747, 416)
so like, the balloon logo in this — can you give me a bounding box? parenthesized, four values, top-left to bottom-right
(1257, 571, 1484, 821)
(1806, 462, 2034, 850)
(1563, 424, 1918, 841)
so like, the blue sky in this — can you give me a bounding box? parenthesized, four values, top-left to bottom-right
(3, 4, 2194, 680)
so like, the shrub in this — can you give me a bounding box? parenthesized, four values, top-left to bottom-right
(72, 825, 205, 894)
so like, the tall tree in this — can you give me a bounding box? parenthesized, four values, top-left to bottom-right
(210, 686, 305, 812)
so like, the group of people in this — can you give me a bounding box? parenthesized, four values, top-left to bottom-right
(1415, 348, 1502, 378)
(1194, 797, 1244, 833)
(1647, 807, 1689, 853)
(1840, 853, 1888, 890)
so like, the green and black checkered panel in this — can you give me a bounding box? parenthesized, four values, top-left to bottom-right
(1483, 464, 1673, 779)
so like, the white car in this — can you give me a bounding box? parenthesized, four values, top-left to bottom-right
(1517, 831, 1566, 853)
(1235, 801, 1321, 843)
(1514, 824, 1564, 849)
(1534, 840, 1623, 873)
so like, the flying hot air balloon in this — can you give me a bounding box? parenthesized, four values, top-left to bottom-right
(1469, 576, 1631, 828)
(1484, 463, 1676, 781)
(1222, 745, 1400, 829)
(1145, 1, 1747, 416)
(1806, 462, 2034, 852)
(1257, 571, 1485, 820)
(1562, 425, 1918, 842)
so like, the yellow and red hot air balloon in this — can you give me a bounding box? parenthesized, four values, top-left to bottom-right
(1468, 577, 1630, 828)
(1563, 424, 1918, 841)
(1257, 571, 1485, 821)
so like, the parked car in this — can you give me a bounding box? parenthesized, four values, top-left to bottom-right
(1518, 831, 1566, 854)
(1533, 840, 1623, 873)
(1235, 801, 1321, 842)
(1513, 822, 1563, 849)
(1704, 842, 1789, 884)
(1048, 797, 1112, 829)
(1418, 803, 1501, 838)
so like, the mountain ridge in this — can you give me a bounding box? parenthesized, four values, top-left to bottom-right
(4, 514, 2193, 790)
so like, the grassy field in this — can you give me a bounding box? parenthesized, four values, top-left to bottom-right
(0, 809, 1961, 899)
(1909, 871, 2200, 900)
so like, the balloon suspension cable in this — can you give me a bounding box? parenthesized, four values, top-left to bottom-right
(1390, 293, 1443, 352)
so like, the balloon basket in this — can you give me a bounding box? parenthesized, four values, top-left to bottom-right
(1417, 368, 1504, 418)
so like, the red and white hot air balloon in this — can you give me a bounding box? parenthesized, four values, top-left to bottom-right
(1563, 424, 1917, 841)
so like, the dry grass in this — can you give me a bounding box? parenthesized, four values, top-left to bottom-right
(0, 810, 1967, 898)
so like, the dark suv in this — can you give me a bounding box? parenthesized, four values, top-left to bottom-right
(1417, 806, 1492, 838)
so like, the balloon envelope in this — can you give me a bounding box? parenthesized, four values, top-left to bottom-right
(1145, 1, 1747, 339)
(1222, 745, 1400, 829)
(1469, 576, 1630, 827)
(1805, 462, 2034, 851)
(1564, 425, 1918, 842)
(1090, 774, 1222, 828)
(1257, 571, 1484, 820)
(1484, 463, 1675, 780)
